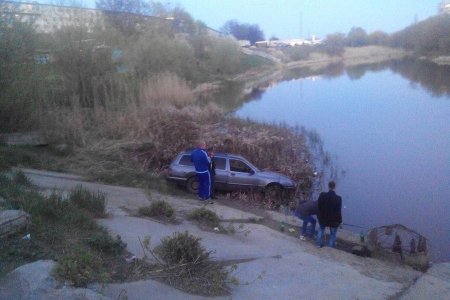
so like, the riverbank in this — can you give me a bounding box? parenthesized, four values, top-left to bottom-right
(221, 46, 410, 97)
(2, 168, 448, 299)
(285, 46, 409, 70)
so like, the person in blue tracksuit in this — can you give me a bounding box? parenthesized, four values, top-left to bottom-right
(191, 141, 213, 203)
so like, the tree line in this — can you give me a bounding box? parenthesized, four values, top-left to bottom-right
(0, 1, 257, 133)
(323, 13, 450, 56)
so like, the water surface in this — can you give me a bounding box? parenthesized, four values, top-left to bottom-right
(235, 61, 450, 262)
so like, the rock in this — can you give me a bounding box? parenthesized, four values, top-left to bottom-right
(352, 245, 371, 257)
(400, 262, 450, 300)
(0, 260, 110, 300)
(0, 209, 31, 237)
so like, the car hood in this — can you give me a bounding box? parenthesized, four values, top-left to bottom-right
(258, 170, 294, 183)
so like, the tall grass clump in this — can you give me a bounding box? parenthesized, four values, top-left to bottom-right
(187, 207, 221, 228)
(153, 231, 230, 295)
(12, 170, 33, 187)
(139, 72, 195, 108)
(69, 185, 107, 218)
(139, 200, 175, 220)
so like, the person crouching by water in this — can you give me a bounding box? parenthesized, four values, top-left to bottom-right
(191, 141, 213, 204)
(316, 180, 342, 248)
(295, 199, 318, 240)
(207, 147, 217, 199)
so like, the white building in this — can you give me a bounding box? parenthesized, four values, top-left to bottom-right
(439, 0, 450, 13)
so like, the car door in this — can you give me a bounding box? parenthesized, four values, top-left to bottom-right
(227, 158, 259, 190)
(212, 156, 227, 190)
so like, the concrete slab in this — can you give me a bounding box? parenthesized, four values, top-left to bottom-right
(93, 280, 228, 300)
(400, 262, 450, 300)
(16, 168, 438, 299)
(229, 252, 408, 300)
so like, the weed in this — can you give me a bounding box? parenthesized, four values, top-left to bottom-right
(225, 223, 251, 237)
(138, 200, 175, 220)
(187, 207, 221, 228)
(54, 249, 105, 287)
(0, 176, 129, 286)
(146, 232, 230, 296)
(88, 233, 126, 256)
(0, 152, 9, 171)
(156, 231, 209, 265)
(69, 185, 107, 218)
(12, 170, 33, 187)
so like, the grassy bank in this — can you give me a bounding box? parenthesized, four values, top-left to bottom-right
(0, 173, 128, 284)
(1, 12, 321, 206)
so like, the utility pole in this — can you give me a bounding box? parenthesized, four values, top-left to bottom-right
(299, 13, 303, 38)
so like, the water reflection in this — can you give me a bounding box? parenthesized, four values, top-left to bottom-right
(390, 59, 450, 98)
(232, 59, 450, 262)
(282, 59, 450, 98)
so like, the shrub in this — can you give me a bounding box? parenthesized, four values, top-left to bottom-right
(69, 185, 107, 218)
(12, 170, 32, 186)
(187, 207, 220, 228)
(0, 151, 9, 171)
(157, 231, 209, 265)
(54, 249, 105, 287)
(138, 200, 174, 219)
(153, 231, 231, 295)
(88, 233, 126, 256)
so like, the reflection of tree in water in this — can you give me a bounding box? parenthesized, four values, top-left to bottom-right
(294, 127, 342, 202)
(285, 59, 450, 98)
(346, 62, 390, 80)
(389, 59, 450, 98)
(284, 63, 346, 81)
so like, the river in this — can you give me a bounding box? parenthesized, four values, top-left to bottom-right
(234, 59, 450, 262)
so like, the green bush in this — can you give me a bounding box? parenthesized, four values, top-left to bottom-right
(157, 231, 209, 265)
(139, 200, 174, 219)
(187, 207, 220, 228)
(54, 249, 105, 287)
(12, 170, 32, 186)
(88, 233, 126, 256)
(69, 185, 107, 218)
(0, 151, 9, 171)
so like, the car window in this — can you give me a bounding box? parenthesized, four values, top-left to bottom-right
(213, 157, 226, 170)
(179, 154, 193, 166)
(229, 159, 252, 173)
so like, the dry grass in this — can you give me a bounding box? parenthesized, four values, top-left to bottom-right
(140, 72, 195, 108)
(8, 60, 315, 196)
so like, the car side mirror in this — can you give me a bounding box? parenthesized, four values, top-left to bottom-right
(249, 169, 255, 175)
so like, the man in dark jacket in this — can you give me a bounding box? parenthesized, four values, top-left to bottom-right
(295, 200, 318, 240)
(316, 181, 342, 248)
(191, 141, 213, 204)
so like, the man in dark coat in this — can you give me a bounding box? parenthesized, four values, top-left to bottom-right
(316, 181, 342, 248)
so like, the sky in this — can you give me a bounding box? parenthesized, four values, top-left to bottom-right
(36, 0, 440, 39)
(171, 0, 440, 39)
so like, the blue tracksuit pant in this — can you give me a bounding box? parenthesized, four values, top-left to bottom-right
(196, 171, 211, 200)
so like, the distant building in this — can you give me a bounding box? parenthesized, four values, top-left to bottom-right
(439, 0, 450, 13)
(0, 1, 171, 33)
(238, 40, 251, 47)
(254, 36, 322, 48)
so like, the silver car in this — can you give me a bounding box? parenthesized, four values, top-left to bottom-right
(165, 150, 295, 194)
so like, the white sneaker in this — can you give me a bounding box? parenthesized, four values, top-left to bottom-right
(299, 235, 306, 241)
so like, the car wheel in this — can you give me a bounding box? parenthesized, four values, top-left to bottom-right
(264, 184, 284, 209)
(186, 176, 198, 194)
